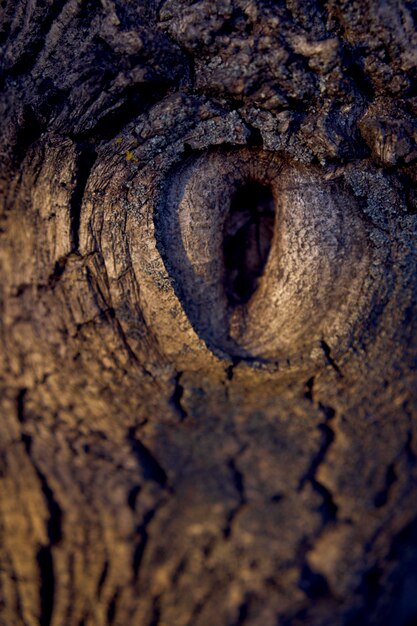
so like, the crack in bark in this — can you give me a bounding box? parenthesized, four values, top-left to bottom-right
(133, 508, 159, 580)
(225, 357, 241, 382)
(298, 562, 331, 600)
(47, 256, 69, 289)
(127, 430, 174, 584)
(184, 590, 214, 626)
(320, 340, 343, 377)
(36, 546, 55, 626)
(224, 454, 247, 539)
(21, 435, 62, 626)
(79, 82, 171, 142)
(365, 439, 417, 554)
(230, 598, 250, 626)
(11, 105, 47, 164)
(405, 429, 417, 466)
(373, 423, 417, 511)
(106, 589, 119, 625)
(16, 387, 27, 423)
(170, 372, 187, 420)
(304, 376, 315, 402)
(147, 595, 161, 626)
(16, 392, 63, 626)
(70, 143, 97, 252)
(21, 437, 62, 545)
(127, 428, 170, 488)
(374, 463, 397, 508)
(5, 0, 69, 79)
(96, 560, 109, 599)
(299, 403, 338, 522)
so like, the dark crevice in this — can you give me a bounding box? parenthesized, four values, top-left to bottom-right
(230, 599, 250, 626)
(107, 591, 118, 624)
(128, 484, 141, 511)
(224, 457, 246, 538)
(223, 180, 275, 306)
(113, 315, 144, 367)
(304, 377, 315, 402)
(171, 557, 188, 585)
(70, 143, 97, 251)
(97, 561, 109, 599)
(342, 49, 375, 100)
(215, 7, 250, 37)
(226, 364, 235, 381)
(351, 517, 417, 626)
(225, 357, 241, 382)
(399, 172, 417, 214)
(362, 565, 383, 599)
(405, 428, 417, 466)
(299, 404, 338, 522)
(299, 563, 331, 599)
(16, 388, 27, 423)
(299, 425, 334, 490)
(79, 81, 169, 142)
(170, 372, 187, 420)
(37, 547, 55, 626)
(47, 256, 68, 289)
(85, 265, 109, 312)
(229, 458, 245, 498)
(133, 510, 157, 579)
(127, 428, 168, 487)
(21, 438, 60, 626)
(182, 142, 194, 157)
(245, 123, 263, 147)
(12, 105, 45, 164)
(149, 599, 161, 626)
(318, 403, 336, 421)
(374, 463, 397, 508)
(320, 340, 343, 377)
(4, 0, 69, 79)
(227, 97, 245, 111)
(285, 95, 311, 113)
(373, 427, 416, 510)
(311, 478, 338, 521)
(22, 435, 62, 545)
(184, 589, 216, 626)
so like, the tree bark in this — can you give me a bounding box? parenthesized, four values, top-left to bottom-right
(1, 1, 417, 625)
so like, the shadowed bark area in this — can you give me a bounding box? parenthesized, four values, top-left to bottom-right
(0, 1, 417, 625)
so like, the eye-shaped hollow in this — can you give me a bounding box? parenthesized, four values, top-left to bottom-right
(223, 180, 276, 306)
(152, 147, 386, 366)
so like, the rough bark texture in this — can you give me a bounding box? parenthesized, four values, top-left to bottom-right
(1, 1, 417, 625)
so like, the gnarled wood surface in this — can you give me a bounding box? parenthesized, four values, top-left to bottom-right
(1, 1, 417, 625)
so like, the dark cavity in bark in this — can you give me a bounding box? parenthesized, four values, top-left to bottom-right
(223, 181, 275, 305)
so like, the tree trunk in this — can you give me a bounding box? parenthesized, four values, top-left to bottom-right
(1, 1, 417, 625)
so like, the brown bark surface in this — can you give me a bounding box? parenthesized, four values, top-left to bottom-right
(1, 1, 417, 625)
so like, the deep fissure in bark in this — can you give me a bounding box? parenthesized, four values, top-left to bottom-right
(70, 144, 97, 251)
(128, 428, 169, 487)
(223, 181, 275, 306)
(133, 509, 158, 580)
(37, 546, 55, 626)
(298, 563, 331, 600)
(299, 405, 338, 522)
(223, 456, 247, 539)
(170, 372, 187, 420)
